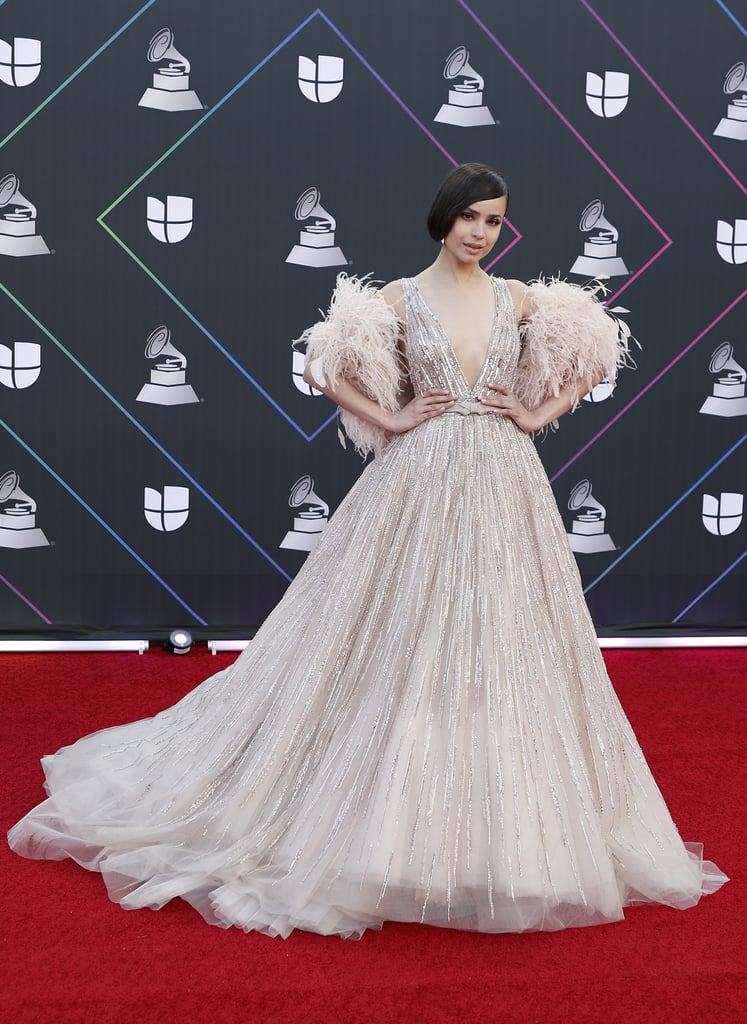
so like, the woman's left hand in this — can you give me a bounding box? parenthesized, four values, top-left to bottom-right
(480, 383, 541, 433)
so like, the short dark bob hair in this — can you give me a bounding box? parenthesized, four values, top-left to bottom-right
(427, 162, 509, 242)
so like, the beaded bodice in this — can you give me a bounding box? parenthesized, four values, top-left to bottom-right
(401, 276, 521, 412)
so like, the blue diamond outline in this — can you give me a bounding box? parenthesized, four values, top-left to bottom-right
(97, 7, 523, 442)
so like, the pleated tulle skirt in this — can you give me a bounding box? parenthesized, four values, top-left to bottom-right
(8, 414, 728, 937)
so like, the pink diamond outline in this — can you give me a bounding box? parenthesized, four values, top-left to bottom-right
(457, 0, 674, 306)
(581, 0, 746, 200)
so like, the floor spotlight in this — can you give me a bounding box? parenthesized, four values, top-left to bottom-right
(164, 628, 193, 655)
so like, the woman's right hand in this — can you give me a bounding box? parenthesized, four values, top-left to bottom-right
(386, 389, 456, 434)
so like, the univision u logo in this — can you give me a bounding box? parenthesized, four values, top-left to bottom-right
(0, 38, 41, 87)
(144, 486, 190, 532)
(147, 195, 193, 243)
(0, 342, 41, 388)
(297, 55, 344, 103)
(716, 220, 747, 264)
(702, 492, 743, 536)
(585, 72, 629, 118)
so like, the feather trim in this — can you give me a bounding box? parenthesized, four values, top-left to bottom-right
(294, 274, 403, 458)
(515, 277, 636, 425)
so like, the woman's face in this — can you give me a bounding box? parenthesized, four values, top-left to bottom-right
(443, 196, 508, 264)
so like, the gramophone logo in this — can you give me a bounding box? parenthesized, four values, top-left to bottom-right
(291, 350, 322, 396)
(570, 200, 628, 278)
(699, 342, 747, 417)
(713, 61, 747, 141)
(144, 485, 189, 532)
(716, 219, 747, 264)
(136, 326, 199, 405)
(285, 187, 347, 267)
(585, 72, 629, 118)
(433, 46, 495, 126)
(298, 55, 344, 103)
(702, 492, 743, 536)
(0, 342, 41, 389)
(147, 195, 193, 243)
(0, 470, 49, 548)
(567, 479, 616, 553)
(138, 28, 202, 111)
(0, 37, 41, 87)
(0, 173, 50, 257)
(279, 475, 328, 551)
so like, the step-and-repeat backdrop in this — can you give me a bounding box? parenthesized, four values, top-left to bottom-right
(0, 0, 744, 636)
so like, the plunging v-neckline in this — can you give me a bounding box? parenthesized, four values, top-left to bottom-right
(411, 276, 499, 392)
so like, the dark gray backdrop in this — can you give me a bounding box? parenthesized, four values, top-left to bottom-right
(0, 0, 744, 638)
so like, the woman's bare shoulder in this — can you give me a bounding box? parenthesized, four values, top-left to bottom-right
(503, 278, 529, 319)
(379, 279, 406, 319)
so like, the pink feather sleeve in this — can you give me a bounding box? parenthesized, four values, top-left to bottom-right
(514, 277, 635, 423)
(294, 274, 404, 458)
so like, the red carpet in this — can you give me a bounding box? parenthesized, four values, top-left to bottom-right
(1, 648, 744, 1023)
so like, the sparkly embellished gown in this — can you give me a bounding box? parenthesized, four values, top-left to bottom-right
(8, 277, 727, 938)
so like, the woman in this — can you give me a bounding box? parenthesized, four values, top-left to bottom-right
(8, 163, 727, 938)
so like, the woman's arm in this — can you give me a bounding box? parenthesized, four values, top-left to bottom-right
(479, 380, 594, 433)
(488, 276, 625, 432)
(303, 279, 456, 435)
(304, 369, 456, 435)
